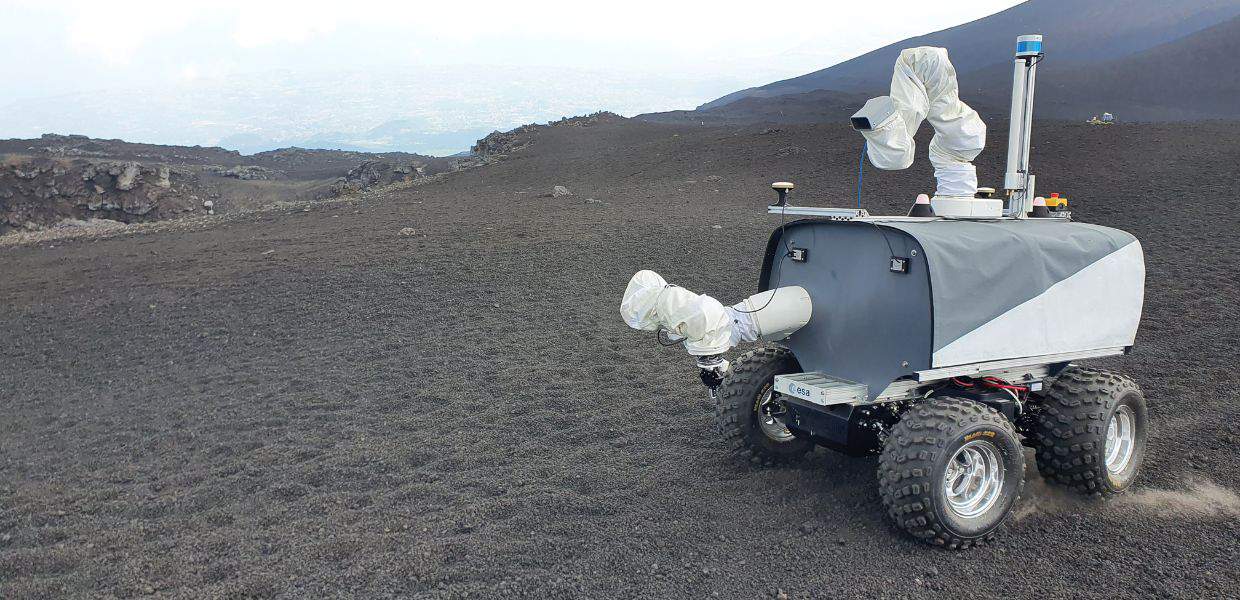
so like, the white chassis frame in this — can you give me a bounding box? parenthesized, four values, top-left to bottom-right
(775, 346, 1127, 408)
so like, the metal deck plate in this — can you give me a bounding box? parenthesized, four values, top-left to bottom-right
(915, 347, 1126, 381)
(774, 372, 868, 407)
(767, 206, 870, 220)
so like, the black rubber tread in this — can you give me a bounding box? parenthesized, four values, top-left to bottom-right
(713, 345, 814, 466)
(1033, 365, 1146, 496)
(877, 396, 1024, 549)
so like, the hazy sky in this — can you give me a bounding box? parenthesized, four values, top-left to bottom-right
(0, 0, 1025, 152)
(1, 0, 1023, 100)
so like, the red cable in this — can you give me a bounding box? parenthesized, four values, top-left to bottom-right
(951, 376, 1029, 392)
(981, 377, 1029, 391)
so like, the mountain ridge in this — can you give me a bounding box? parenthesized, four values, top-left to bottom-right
(694, 0, 1240, 122)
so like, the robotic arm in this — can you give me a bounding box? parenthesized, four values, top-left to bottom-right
(620, 270, 812, 367)
(850, 47, 986, 198)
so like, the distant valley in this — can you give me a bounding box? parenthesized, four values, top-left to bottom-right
(0, 66, 749, 157)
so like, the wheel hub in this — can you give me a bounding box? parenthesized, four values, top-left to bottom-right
(756, 389, 795, 442)
(943, 440, 1005, 519)
(1104, 405, 1137, 475)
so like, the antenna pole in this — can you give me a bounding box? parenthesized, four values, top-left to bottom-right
(1004, 34, 1044, 218)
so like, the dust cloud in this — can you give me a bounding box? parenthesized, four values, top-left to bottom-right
(1016, 471, 1240, 521)
(1115, 479, 1240, 518)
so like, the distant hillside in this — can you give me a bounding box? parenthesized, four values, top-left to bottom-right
(1, 114, 625, 236)
(691, 0, 1240, 122)
(638, 90, 871, 126)
(1035, 15, 1240, 120)
(218, 120, 495, 157)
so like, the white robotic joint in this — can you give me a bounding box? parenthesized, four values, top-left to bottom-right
(734, 287, 813, 342)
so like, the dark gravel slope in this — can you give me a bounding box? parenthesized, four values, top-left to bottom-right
(2, 119, 1239, 599)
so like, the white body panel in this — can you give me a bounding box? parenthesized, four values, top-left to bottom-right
(930, 196, 1003, 218)
(933, 241, 1145, 367)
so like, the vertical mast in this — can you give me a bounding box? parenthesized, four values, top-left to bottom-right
(1004, 34, 1044, 218)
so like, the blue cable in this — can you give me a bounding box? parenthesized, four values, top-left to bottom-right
(856, 141, 867, 208)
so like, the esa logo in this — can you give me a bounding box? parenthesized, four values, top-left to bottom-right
(784, 383, 812, 397)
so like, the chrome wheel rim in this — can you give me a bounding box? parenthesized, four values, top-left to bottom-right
(756, 388, 795, 442)
(944, 440, 1005, 519)
(1105, 405, 1137, 475)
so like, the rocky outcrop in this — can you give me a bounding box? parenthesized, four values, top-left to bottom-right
(548, 111, 625, 128)
(14, 133, 245, 165)
(471, 111, 624, 160)
(0, 158, 200, 233)
(471, 128, 535, 159)
(331, 160, 428, 193)
(205, 165, 285, 180)
(114, 162, 141, 190)
(1, 120, 615, 236)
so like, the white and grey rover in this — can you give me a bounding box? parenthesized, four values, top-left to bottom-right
(621, 35, 1148, 548)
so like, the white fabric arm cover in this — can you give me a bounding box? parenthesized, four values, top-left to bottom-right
(620, 270, 736, 355)
(620, 270, 812, 356)
(858, 47, 986, 198)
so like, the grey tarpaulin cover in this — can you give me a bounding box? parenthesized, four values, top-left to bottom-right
(879, 219, 1144, 367)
